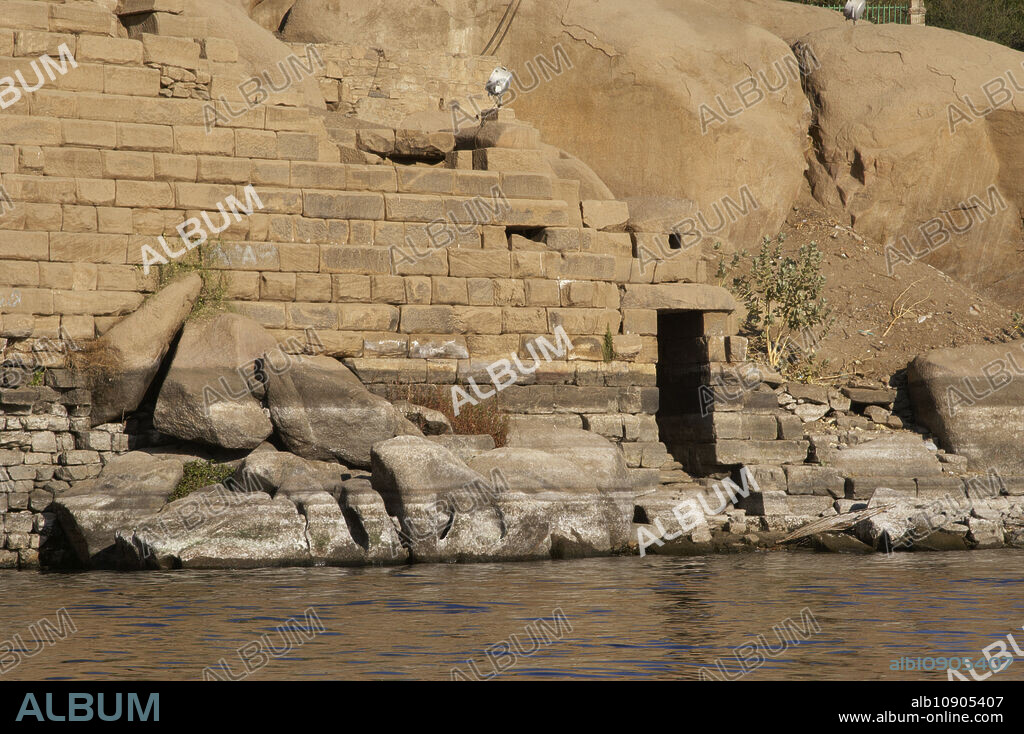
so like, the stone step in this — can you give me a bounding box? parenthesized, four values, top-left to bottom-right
(659, 468, 692, 484)
(0, 1, 117, 36)
(629, 467, 661, 488)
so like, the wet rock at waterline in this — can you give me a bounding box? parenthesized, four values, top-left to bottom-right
(117, 488, 312, 569)
(371, 435, 635, 562)
(53, 452, 187, 568)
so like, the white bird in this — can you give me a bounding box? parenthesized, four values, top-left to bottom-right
(485, 66, 513, 108)
(843, 0, 866, 25)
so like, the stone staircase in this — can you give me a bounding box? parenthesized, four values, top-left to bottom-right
(0, 0, 725, 492)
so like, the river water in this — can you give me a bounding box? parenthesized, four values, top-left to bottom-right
(1, 550, 1022, 681)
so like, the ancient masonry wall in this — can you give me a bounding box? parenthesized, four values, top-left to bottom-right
(0, 0, 828, 491)
(0, 366, 128, 569)
(292, 41, 499, 127)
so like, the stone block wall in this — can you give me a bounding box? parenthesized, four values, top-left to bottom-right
(0, 364, 129, 569)
(0, 2, 725, 407)
(0, 0, 755, 485)
(290, 41, 499, 127)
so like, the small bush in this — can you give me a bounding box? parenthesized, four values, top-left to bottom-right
(169, 460, 235, 502)
(384, 383, 509, 448)
(730, 234, 831, 370)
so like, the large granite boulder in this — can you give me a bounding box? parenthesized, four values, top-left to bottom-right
(908, 341, 1024, 474)
(265, 355, 421, 467)
(114, 451, 407, 568)
(793, 23, 1024, 304)
(230, 446, 348, 503)
(371, 435, 504, 563)
(52, 452, 186, 568)
(117, 487, 311, 569)
(468, 447, 634, 558)
(153, 313, 277, 450)
(504, 424, 636, 491)
(466, 448, 593, 491)
(87, 274, 202, 425)
(372, 436, 633, 562)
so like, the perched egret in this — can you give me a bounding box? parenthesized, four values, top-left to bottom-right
(485, 66, 513, 108)
(843, 0, 866, 25)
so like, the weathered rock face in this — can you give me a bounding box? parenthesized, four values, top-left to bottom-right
(718, 0, 844, 43)
(504, 425, 635, 491)
(153, 314, 278, 450)
(632, 486, 715, 555)
(392, 401, 453, 436)
(280, 0, 810, 248)
(231, 446, 349, 501)
(250, 0, 297, 33)
(814, 433, 944, 477)
(87, 274, 202, 426)
(118, 487, 311, 569)
(908, 341, 1024, 474)
(340, 477, 408, 563)
(106, 449, 406, 569)
(265, 355, 421, 468)
(371, 435, 634, 562)
(370, 435, 502, 562)
(52, 452, 185, 568)
(795, 23, 1024, 304)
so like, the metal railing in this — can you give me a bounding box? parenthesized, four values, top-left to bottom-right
(789, 1, 910, 24)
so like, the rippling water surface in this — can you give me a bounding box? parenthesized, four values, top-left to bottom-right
(1, 550, 1023, 680)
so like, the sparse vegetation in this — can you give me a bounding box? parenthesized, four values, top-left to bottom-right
(156, 242, 228, 319)
(924, 0, 1024, 51)
(384, 383, 509, 448)
(713, 241, 746, 287)
(68, 337, 122, 380)
(1012, 311, 1024, 337)
(882, 279, 929, 337)
(728, 234, 832, 372)
(602, 326, 616, 362)
(169, 460, 235, 502)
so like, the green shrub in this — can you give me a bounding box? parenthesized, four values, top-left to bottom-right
(730, 235, 831, 370)
(169, 460, 235, 502)
(602, 326, 616, 362)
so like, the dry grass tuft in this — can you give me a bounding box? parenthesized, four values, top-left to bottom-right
(68, 338, 121, 379)
(384, 382, 509, 448)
